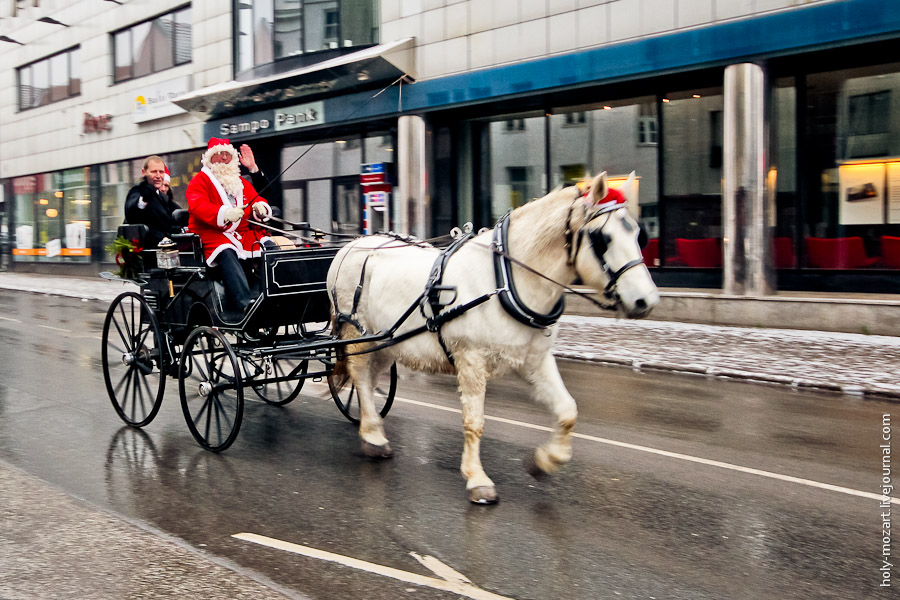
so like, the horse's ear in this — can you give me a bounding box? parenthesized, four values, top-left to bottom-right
(589, 172, 609, 204)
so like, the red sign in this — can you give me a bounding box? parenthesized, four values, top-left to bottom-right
(83, 113, 113, 134)
(361, 172, 386, 185)
(13, 176, 36, 195)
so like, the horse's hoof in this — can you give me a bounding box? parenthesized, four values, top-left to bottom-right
(361, 441, 393, 458)
(469, 486, 499, 505)
(525, 455, 549, 480)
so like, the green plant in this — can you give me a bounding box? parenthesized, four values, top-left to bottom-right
(106, 236, 144, 280)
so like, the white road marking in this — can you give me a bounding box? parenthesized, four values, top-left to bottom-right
(37, 324, 72, 333)
(391, 396, 900, 506)
(232, 533, 512, 600)
(0, 316, 21, 322)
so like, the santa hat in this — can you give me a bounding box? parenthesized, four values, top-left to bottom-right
(163, 167, 171, 184)
(202, 137, 238, 166)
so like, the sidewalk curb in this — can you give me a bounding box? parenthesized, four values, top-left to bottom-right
(553, 351, 900, 402)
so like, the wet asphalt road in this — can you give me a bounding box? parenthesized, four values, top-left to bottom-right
(0, 289, 895, 599)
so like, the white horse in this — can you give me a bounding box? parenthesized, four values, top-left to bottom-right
(327, 172, 659, 504)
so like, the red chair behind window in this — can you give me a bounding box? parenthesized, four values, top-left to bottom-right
(773, 236, 796, 269)
(675, 238, 722, 268)
(805, 237, 880, 269)
(882, 236, 900, 269)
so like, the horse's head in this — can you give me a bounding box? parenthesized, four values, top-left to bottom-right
(570, 173, 659, 319)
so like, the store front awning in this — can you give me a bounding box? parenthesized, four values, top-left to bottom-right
(173, 38, 416, 118)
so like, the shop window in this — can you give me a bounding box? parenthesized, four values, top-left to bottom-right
(12, 169, 90, 263)
(662, 88, 724, 267)
(281, 137, 367, 233)
(805, 63, 900, 270)
(17, 46, 80, 111)
(480, 116, 545, 224)
(848, 91, 889, 136)
(112, 6, 191, 83)
(548, 98, 658, 238)
(237, 0, 378, 72)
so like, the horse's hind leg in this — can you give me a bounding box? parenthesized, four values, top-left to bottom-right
(456, 357, 497, 504)
(520, 352, 578, 477)
(350, 350, 394, 458)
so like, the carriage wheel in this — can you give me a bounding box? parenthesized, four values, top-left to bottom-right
(329, 363, 397, 425)
(102, 292, 166, 427)
(242, 355, 308, 406)
(179, 327, 244, 452)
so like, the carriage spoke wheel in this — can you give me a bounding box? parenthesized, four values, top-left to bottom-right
(101, 292, 166, 427)
(179, 327, 244, 452)
(328, 363, 397, 425)
(242, 355, 308, 406)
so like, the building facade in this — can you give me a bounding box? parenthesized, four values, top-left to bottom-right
(2, 0, 900, 295)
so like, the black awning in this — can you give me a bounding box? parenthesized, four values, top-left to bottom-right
(173, 38, 415, 118)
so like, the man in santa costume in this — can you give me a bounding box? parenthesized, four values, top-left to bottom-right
(186, 137, 274, 315)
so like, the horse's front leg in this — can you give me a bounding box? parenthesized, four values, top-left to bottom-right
(456, 358, 497, 504)
(349, 351, 393, 458)
(521, 352, 578, 477)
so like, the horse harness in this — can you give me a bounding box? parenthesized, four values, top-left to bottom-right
(331, 187, 646, 366)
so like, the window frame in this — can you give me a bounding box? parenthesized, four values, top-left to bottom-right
(16, 46, 80, 112)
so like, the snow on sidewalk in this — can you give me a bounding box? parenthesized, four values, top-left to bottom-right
(556, 315, 900, 398)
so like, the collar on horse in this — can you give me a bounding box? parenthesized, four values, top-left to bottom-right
(492, 213, 565, 329)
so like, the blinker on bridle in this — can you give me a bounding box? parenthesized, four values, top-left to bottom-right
(564, 186, 648, 300)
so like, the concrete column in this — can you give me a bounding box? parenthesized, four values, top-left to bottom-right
(396, 115, 429, 238)
(722, 63, 775, 296)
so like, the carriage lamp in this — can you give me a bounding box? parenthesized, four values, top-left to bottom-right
(157, 237, 180, 270)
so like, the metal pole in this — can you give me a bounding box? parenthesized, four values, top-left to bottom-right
(723, 63, 774, 296)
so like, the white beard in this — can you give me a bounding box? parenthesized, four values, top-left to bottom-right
(208, 161, 243, 199)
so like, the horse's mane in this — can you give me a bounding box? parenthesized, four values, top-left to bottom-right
(508, 185, 581, 258)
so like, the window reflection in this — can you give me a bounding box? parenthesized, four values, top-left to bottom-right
(805, 62, 900, 270)
(484, 116, 545, 223)
(662, 88, 724, 267)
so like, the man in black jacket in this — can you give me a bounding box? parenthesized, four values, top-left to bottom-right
(124, 155, 182, 248)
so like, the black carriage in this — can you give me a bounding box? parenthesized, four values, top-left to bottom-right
(100, 220, 396, 452)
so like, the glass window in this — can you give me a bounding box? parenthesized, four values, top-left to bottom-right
(236, 0, 378, 74)
(114, 30, 131, 81)
(69, 48, 80, 95)
(479, 115, 545, 224)
(282, 138, 362, 233)
(174, 7, 192, 65)
(49, 53, 68, 102)
(662, 87, 724, 268)
(304, 0, 338, 52)
(275, 0, 303, 58)
(100, 160, 138, 262)
(772, 77, 798, 269)
(31, 59, 49, 108)
(113, 7, 192, 83)
(17, 47, 79, 111)
(804, 63, 900, 270)
(153, 13, 175, 72)
(12, 175, 38, 262)
(132, 21, 153, 78)
(18, 65, 31, 110)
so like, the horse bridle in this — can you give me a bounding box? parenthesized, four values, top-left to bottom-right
(564, 189, 648, 301)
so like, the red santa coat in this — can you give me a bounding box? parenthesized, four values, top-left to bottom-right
(186, 167, 272, 266)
